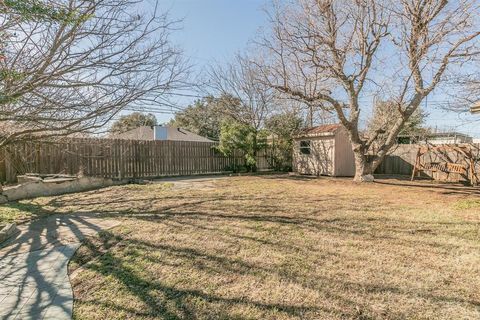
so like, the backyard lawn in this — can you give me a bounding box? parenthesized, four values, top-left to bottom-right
(2, 175, 480, 319)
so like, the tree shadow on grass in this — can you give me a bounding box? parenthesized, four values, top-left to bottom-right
(374, 179, 480, 196)
(73, 229, 480, 320)
(73, 231, 339, 320)
(126, 206, 480, 253)
(0, 211, 118, 319)
(5, 197, 473, 319)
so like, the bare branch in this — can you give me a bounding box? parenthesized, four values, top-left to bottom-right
(0, 0, 190, 146)
(258, 0, 480, 181)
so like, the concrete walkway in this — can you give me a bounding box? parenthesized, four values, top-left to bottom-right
(0, 213, 120, 320)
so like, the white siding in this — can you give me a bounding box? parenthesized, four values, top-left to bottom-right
(293, 136, 335, 176)
(293, 127, 355, 177)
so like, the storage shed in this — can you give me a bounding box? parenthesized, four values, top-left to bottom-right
(293, 124, 355, 177)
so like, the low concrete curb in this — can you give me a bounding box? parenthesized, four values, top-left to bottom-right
(0, 223, 17, 245)
(0, 176, 129, 204)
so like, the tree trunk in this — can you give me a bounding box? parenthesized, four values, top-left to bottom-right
(353, 153, 375, 182)
(250, 133, 258, 173)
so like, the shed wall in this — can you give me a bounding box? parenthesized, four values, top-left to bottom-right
(293, 136, 335, 176)
(334, 128, 356, 176)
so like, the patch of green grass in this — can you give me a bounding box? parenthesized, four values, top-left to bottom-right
(0, 201, 50, 224)
(0, 182, 174, 224)
(454, 198, 480, 210)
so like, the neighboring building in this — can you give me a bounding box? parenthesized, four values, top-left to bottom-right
(427, 132, 473, 144)
(397, 131, 473, 145)
(111, 125, 214, 142)
(293, 124, 355, 177)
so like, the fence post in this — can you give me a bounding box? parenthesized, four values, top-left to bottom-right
(0, 147, 6, 184)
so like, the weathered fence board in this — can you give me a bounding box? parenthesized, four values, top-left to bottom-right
(0, 138, 273, 183)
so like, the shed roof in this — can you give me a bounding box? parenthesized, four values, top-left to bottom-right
(294, 124, 343, 138)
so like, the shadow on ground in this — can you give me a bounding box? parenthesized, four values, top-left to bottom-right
(2, 175, 480, 319)
(0, 212, 119, 319)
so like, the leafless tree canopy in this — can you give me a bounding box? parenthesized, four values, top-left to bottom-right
(0, 0, 189, 146)
(259, 0, 480, 181)
(208, 54, 273, 131)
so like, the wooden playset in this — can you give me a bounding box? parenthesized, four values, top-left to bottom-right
(411, 144, 478, 186)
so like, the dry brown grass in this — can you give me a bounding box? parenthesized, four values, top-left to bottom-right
(9, 175, 480, 319)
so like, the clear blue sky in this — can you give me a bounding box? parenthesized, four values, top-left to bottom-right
(139, 0, 480, 138)
(160, 0, 267, 64)
(149, 0, 269, 124)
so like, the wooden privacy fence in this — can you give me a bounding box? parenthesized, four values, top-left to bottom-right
(0, 138, 274, 183)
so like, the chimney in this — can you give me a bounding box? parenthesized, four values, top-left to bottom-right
(153, 125, 168, 140)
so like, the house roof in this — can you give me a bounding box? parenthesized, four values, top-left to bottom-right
(111, 126, 154, 140)
(166, 127, 214, 142)
(397, 131, 472, 139)
(110, 125, 214, 142)
(294, 124, 343, 138)
(427, 132, 472, 139)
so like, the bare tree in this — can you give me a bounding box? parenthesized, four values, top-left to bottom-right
(258, 0, 480, 181)
(0, 0, 189, 146)
(367, 99, 428, 144)
(208, 53, 273, 131)
(109, 112, 157, 134)
(207, 53, 275, 171)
